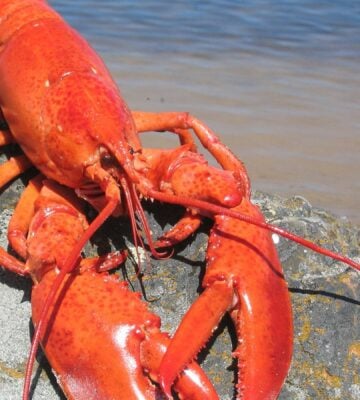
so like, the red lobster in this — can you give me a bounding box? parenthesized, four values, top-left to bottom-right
(0, 176, 219, 399)
(0, 1, 358, 399)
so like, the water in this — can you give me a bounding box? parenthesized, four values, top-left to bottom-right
(50, 0, 360, 223)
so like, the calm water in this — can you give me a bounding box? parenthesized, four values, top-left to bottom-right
(50, 0, 360, 223)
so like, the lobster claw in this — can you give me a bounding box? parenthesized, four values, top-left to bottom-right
(158, 281, 233, 398)
(158, 200, 293, 400)
(141, 331, 220, 399)
(1, 177, 219, 400)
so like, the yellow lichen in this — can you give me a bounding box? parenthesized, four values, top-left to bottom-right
(298, 316, 312, 342)
(0, 360, 24, 379)
(313, 327, 325, 335)
(347, 341, 360, 359)
(316, 367, 341, 388)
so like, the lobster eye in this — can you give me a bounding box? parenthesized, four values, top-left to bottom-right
(101, 154, 115, 168)
(100, 152, 116, 168)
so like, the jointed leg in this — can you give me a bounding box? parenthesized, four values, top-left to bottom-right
(131, 111, 250, 195)
(0, 155, 32, 189)
(7, 175, 43, 259)
(132, 111, 197, 151)
(0, 247, 27, 276)
(0, 176, 43, 275)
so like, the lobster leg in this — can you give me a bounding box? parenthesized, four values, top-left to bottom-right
(0, 176, 42, 274)
(0, 155, 32, 188)
(0, 246, 27, 275)
(131, 111, 250, 193)
(133, 111, 197, 150)
(6, 175, 43, 259)
(154, 211, 202, 248)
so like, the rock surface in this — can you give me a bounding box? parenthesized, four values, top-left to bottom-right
(0, 173, 359, 400)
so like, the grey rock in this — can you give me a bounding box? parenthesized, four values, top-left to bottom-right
(0, 175, 359, 400)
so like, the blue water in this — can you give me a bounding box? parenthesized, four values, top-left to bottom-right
(49, 0, 360, 221)
(50, 0, 360, 62)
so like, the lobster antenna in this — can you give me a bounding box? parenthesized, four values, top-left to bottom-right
(120, 177, 144, 270)
(22, 198, 118, 400)
(130, 183, 172, 259)
(146, 189, 360, 271)
(121, 177, 172, 260)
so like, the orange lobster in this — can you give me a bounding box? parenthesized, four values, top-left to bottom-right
(0, 1, 358, 399)
(0, 176, 219, 400)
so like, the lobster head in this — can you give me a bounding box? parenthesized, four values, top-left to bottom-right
(42, 71, 141, 189)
